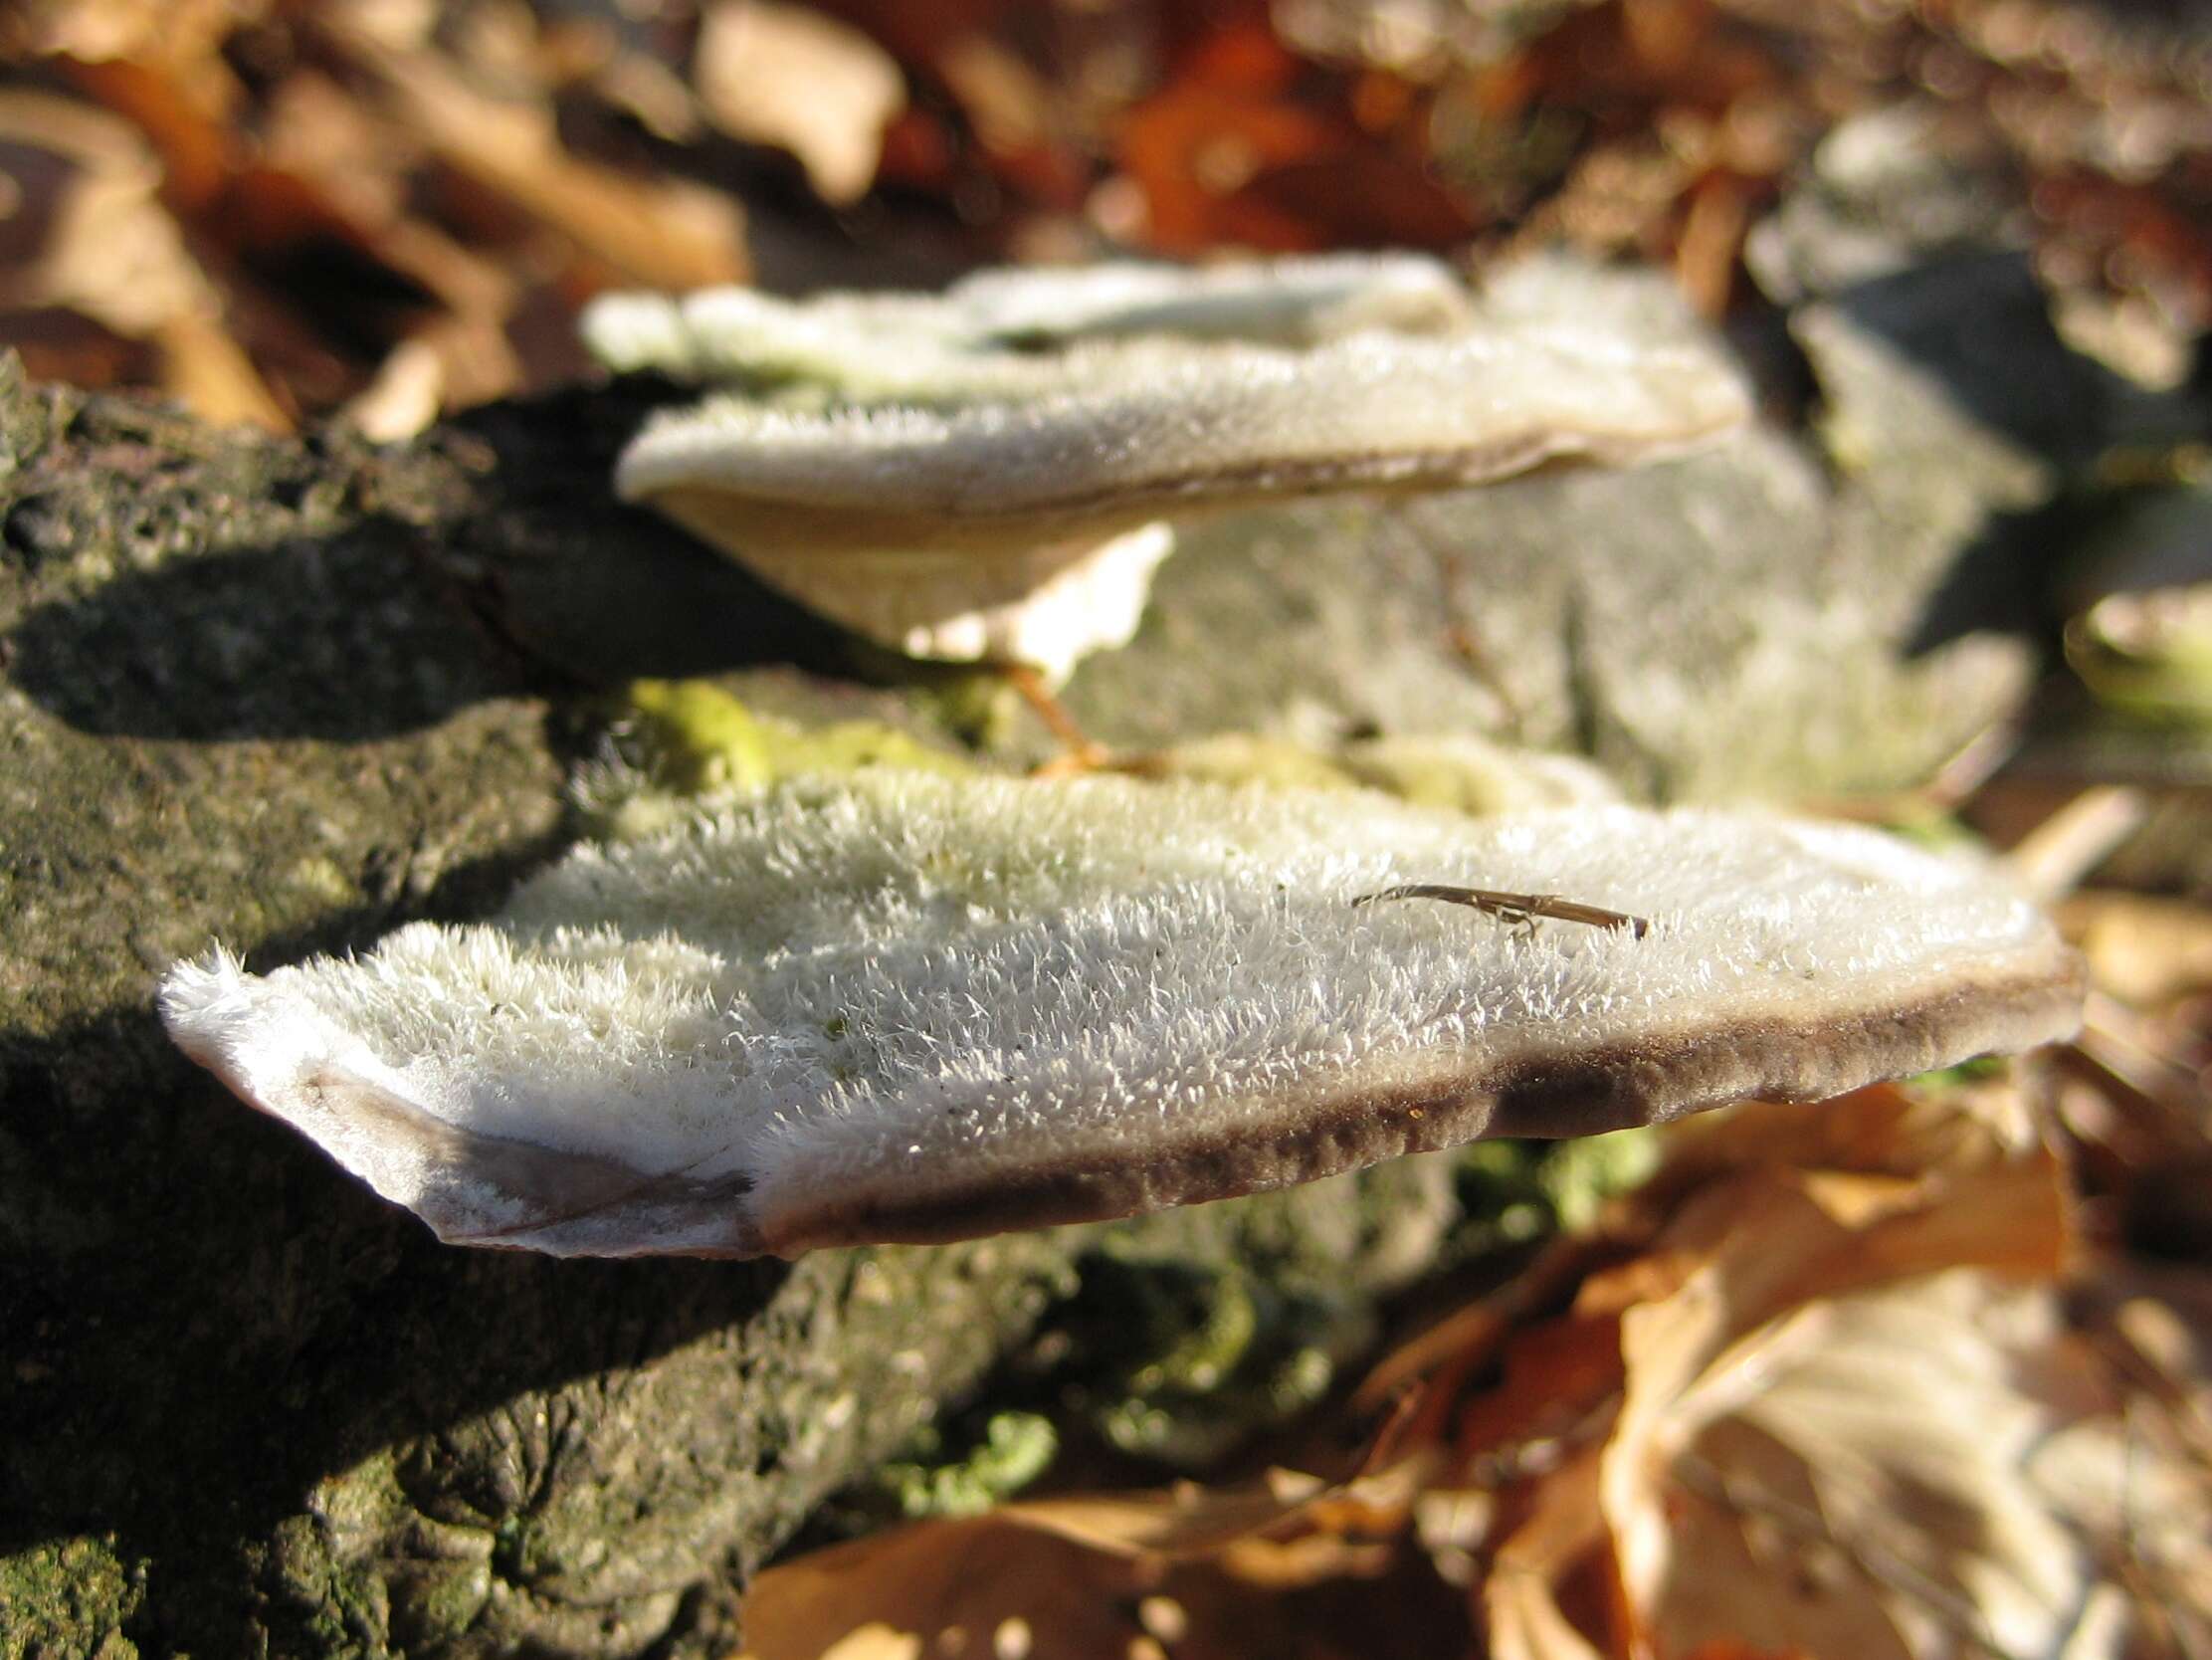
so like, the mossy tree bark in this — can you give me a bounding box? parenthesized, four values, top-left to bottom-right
(0, 359, 1455, 1659)
(1, 254, 2127, 1655)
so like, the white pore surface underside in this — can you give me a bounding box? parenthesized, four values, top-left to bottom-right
(593, 252, 1749, 678)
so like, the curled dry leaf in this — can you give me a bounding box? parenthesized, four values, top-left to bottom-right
(694, 0, 905, 206)
(23, 0, 260, 125)
(317, 11, 749, 292)
(587, 253, 1749, 680)
(741, 1463, 1446, 1660)
(2060, 891, 2212, 1008)
(1348, 1075, 2212, 1660)
(160, 772, 2080, 1258)
(736, 1077, 2202, 1660)
(251, 66, 523, 414)
(1596, 1162, 2079, 1660)
(0, 89, 285, 428)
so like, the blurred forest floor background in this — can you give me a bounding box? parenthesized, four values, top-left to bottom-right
(3, 0, 2206, 429)
(5, 1, 2212, 1657)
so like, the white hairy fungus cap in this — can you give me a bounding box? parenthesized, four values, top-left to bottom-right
(580, 251, 1478, 386)
(160, 774, 2083, 1260)
(587, 255, 1751, 682)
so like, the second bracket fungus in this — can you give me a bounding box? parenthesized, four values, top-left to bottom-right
(585, 255, 1751, 682)
(162, 774, 2082, 1259)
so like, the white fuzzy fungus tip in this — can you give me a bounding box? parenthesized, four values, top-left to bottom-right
(159, 775, 2083, 1260)
(578, 250, 1477, 383)
(612, 326, 1749, 543)
(586, 254, 1751, 679)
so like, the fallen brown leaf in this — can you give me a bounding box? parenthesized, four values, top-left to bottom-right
(740, 1463, 1443, 1660)
(1600, 1168, 2073, 1660)
(1349, 1071, 2212, 1660)
(2062, 892, 2212, 1009)
(21, 0, 260, 131)
(1486, 1451, 1614, 1660)
(0, 88, 285, 428)
(696, 0, 905, 206)
(317, 13, 749, 294)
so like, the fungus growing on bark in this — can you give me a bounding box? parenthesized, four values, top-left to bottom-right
(160, 773, 2083, 1259)
(584, 255, 1751, 682)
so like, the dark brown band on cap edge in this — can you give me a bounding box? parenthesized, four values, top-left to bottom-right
(761, 950, 2086, 1256)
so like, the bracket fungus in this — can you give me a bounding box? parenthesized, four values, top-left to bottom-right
(583, 255, 1751, 682)
(161, 773, 2083, 1259)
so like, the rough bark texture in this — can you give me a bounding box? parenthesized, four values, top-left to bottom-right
(0, 253, 2147, 1658)
(0, 357, 1457, 1660)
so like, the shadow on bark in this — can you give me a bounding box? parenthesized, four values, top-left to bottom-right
(0, 823, 798, 1640)
(5, 385, 853, 743)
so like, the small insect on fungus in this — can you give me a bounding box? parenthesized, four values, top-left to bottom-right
(1352, 883, 1652, 939)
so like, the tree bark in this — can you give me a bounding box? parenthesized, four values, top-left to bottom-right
(0, 255, 2107, 1655)
(0, 357, 1455, 1659)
